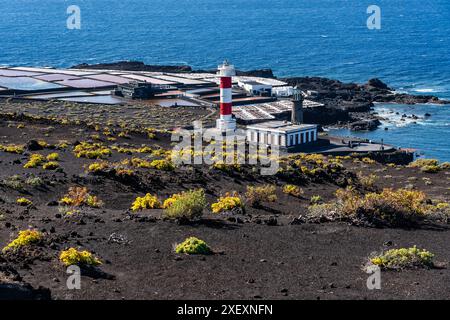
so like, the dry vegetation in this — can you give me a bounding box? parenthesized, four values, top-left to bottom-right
(0, 101, 449, 299)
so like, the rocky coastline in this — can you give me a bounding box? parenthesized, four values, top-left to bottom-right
(72, 61, 449, 131)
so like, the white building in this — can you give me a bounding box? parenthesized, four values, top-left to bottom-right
(246, 121, 318, 149)
(237, 80, 272, 96)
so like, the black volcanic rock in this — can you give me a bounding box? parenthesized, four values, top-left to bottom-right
(235, 69, 274, 78)
(26, 140, 43, 151)
(365, 78, 392, 91)
(72, 61, 275, 79)
(71, 61, 192, 73)
(0, 283, 51, 300)
(194, 68, 275, 78)
(0, 264, 51, 300)
(349, 119, 381, 131)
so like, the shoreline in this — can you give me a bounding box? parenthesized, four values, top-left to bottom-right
(70, 61, 449, 132)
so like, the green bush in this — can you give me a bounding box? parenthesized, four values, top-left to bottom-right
(245, 185, 277, 207)
(2, 175, 24, 190)
(175, 237, 211, 255)
(163, 189, 206, 220)
(25, 176, 44, 187)
(370, 246, 434, 270)
(310, 195, 322, 204)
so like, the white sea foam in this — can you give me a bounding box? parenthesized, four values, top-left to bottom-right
(373, 107, 428, 128)
(414, 88, 436, 93)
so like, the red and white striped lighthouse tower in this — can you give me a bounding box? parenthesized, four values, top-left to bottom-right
(216, 60, 236, 131)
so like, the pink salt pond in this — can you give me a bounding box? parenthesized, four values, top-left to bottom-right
(56, 79, 116, 89)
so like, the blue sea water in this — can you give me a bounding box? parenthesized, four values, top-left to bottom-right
(330, 104, 450, 162)
(0, 0, 449, 160)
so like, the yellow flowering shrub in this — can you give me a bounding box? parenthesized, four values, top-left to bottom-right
(17, 197, 32, 206)
(211, 193, 243, 213)
(300, 153, 324, 164)
(116, 168, 134, 177)
(57, 141, 69, 149)
(409, 158, 439, 168)
(370, 246, 434, 270)
(282, 184, 303, 197)
(151, 148, 170, 157)
(150, 159, 174, 171)
(138, 146, 153, 153)
(361, 157, 376, 164)
(212, 163, 241, 172)
(87, 161, 110, 173)
(0, 144, 25, 154)
(130, 157, 152, 168)
(23, 154, 45, 168)
(131, 193, 162, 211)
(46, 152, 59, 161)
(111, 146, 134, 154)
(2, 230, 43, 252)
(162, 193, 182, 209)
(112, 145, 152, 154)
(59, 248, 102, 266)
(175, 237, 211, 255)
(43, 161, 59, 170)
(129, 158, 174, 171)
(37, 140, 49, 148)
(387, 163, 396, 167)
(73, 142, 111, 159)
(335, 155, 352, 160)
(408, 158, 441, 173)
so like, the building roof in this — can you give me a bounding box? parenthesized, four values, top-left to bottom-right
(247, 121, 317, 134)
(238, 80, 272, 87)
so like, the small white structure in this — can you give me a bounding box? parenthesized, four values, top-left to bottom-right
(237, 80, 272, 96)
(305, 90, 319, 98)
(271, 86, 294, 97)
(246, 121, 318, 149)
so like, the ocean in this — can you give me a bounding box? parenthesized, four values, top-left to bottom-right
(329, 104, 450, 162)
(0, 0, 449, 160)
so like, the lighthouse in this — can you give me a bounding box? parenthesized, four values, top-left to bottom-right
(291, 86, 304, 124)
(216, 60, 237, 132)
